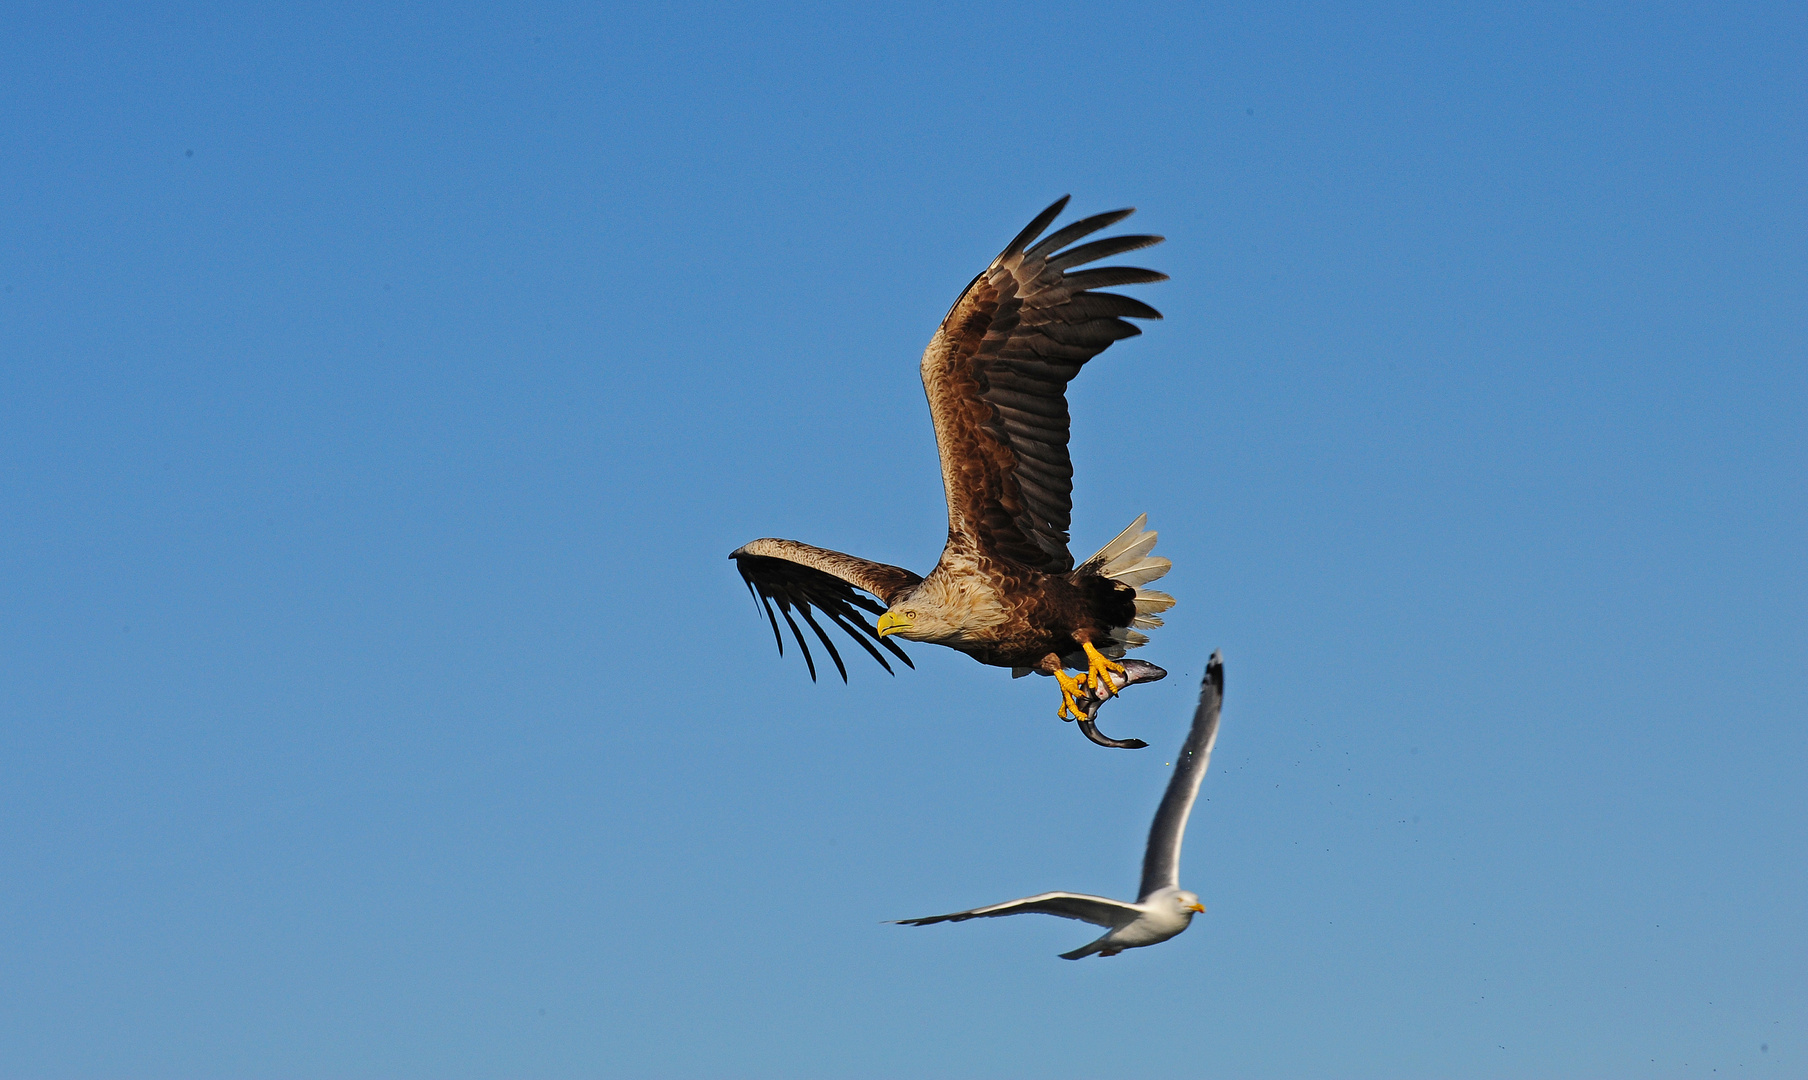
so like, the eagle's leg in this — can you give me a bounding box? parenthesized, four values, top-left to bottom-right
(1053, 669, 1089, 722)
(1081, 641, 1127, 698)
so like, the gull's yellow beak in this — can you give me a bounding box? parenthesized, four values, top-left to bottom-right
(1187, 902, 1206, 913)
(875, 610, 910, 638)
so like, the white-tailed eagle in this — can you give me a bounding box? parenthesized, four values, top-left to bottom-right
(730, 197, 1174, 725)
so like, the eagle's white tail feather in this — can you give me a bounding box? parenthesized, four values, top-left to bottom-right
(1090, 514, 1151, 567)
(1110, 556, 1172, 588)
(1109, 532, 1159, 568)
(1083, 516, 1174, 653)
(1083, 518, 1170, 586)
(1134, 590, 1176, 615)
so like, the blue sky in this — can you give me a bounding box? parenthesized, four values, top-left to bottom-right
(2, 2, 1802, 1076)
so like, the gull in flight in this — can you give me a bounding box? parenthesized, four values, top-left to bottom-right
(897, 652, 1225, 958)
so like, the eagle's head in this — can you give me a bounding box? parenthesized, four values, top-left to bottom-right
(874, 575, 1004, 644)
(874, 602, 959, 643)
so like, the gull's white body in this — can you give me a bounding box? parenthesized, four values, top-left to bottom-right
(898, 653, 1225, 958)
(1083, 886, 1199, 951)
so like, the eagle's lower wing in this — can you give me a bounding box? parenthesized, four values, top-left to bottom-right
(729, 539, 922, 681)
(921, 196, 1165, 573)
(896, 891, 1143, 929)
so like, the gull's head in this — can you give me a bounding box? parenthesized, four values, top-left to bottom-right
(1174, 890, 1205, 915)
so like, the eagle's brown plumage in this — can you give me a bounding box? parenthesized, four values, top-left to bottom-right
(922, 199, 1162, 574)
(731, 197, 1173, 718)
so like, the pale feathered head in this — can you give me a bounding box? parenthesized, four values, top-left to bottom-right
(874, 599, 961, 644)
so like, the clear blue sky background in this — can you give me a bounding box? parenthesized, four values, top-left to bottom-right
(3, 2, 1802, 1077)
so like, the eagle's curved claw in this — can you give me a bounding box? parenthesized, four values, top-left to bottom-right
(1081, 641, 1127, 698)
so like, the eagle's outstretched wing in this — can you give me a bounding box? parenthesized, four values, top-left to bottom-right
(729, 539, 921, 681)
(922, 197, 1165, 572)
(895, 891, 1144, 929)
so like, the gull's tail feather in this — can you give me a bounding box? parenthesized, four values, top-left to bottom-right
(1059, 933, 1111, 960)
(1080, 514, 1174, 653)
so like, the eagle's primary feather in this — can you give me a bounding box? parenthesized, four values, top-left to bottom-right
(730, 197, 1171, 713)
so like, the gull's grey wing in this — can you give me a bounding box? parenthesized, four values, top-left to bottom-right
(1138, 652, 1224, 901)
(896, 891, 1143, 930)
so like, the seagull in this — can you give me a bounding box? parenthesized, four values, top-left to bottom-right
(897, 652, 1225, 959)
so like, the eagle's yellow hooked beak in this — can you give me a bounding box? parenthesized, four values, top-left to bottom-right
(875, 610, 911, 638)
(1187, 902, 1206, 913)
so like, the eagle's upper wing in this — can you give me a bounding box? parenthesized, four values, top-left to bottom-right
(729, 538, 922, 681)
(895, 891, 1144, 929)
(921, 197, 1165, 572)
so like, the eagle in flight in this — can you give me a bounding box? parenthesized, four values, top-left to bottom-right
(730, 196, 1174, 725)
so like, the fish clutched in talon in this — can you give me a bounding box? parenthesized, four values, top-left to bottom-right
(1068, 659, 1166, 749)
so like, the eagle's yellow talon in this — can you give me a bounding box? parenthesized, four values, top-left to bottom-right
(1081, 641, 1127, 700)
(1053, 669, 1087, 721)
